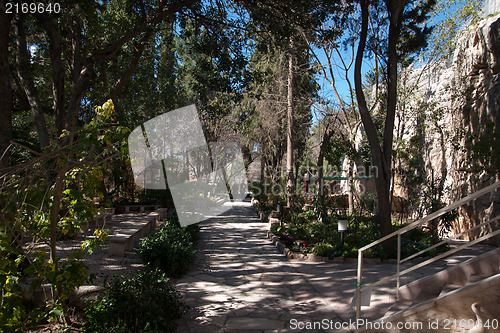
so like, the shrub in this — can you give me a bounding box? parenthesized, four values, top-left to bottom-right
(312, 242, 335, 257)
(84, 269, 187, 333)
(140, 222, 195, 277)
(307, 221, 337, 243)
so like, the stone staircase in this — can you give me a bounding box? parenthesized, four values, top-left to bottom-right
(359, 247, 500, 332)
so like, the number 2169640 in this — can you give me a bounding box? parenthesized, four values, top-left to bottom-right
(5, 2, 61, 14)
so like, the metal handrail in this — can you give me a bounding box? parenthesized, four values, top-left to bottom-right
(355, 180, 500, 321)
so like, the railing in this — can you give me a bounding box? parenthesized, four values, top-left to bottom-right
(355, 180, 500, 321)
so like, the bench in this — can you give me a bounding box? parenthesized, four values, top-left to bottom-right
(123, 205, 160, 213)
(108, 208, 166, 256)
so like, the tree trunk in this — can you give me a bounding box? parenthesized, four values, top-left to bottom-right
(354, 0, 395, 256)
(317, 128, 333, 196)
(110, 29, 154, 101)
(286, 37, 295, 206)
(38, 13, 65, 135)
(14, 15, 50, 149)
(348, 157, 354, 214)
(317, 128, 333, 221)
(0, 6, 11, 167)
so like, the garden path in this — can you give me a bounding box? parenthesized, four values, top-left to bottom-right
(174, 201, 371, 333)
(174, 201, 496, 333)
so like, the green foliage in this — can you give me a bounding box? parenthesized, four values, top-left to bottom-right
(463, 122, 500, 175)
(240, 35, 315, 182)
(1, 100, 129, 328)
(84, 269, 188, 333)
(325, 137, 357, 169)
(140, 221, 196, 277)
(185, 223, 201, 243)
(312, 242, 335, 257)
(429, 0, 482, 60)
(273, 209, 449, 260)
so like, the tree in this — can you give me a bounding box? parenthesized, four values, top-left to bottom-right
(8, 0, 198, 150)
(354, 0, 435, 255)
(241, 36, 315, 192)
(299, 4, 363, 213)
(239, 0, 342, 205)
(1, 1, 221, 327)
(0, 2, 11, 168)
(286, 37, 295, 205)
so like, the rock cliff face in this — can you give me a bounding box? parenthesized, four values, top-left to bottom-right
(483, 0, 500, 17)
(395, 14, 500, 243)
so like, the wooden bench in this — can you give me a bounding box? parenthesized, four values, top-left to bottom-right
(108, 208, 167, 256)
(123, 205, 160, 213)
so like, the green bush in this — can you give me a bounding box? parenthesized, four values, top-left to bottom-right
(84, 269, 187, 333)
(273, 209, 450, 260)
(307, 221, 337, 243)
(140, 221, 196, 277)
(312, 242, 335, 257)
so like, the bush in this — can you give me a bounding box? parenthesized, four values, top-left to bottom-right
(273, 210, 450, 260)
(84, 269, 187, 332)
(312, 242, 335, 257)
(140, 221, 196, 277)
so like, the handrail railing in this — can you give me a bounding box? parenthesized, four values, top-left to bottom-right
(355, 180, 500, 321)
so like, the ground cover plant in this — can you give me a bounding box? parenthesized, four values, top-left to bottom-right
(83, 220, 199, 331)
(83, 268, 188, 333)
(139, 219, 197, 277)
(271, 202, 450, 260)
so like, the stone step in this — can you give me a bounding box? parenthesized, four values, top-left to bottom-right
(359, 273, 500, 333)
(398, 247, 500, 302)
(398, 274, 446, 301)
(108, 208, 167, 256)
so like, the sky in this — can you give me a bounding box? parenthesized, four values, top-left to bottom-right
(309, 0, 487, 125)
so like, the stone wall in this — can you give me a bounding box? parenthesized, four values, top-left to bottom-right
(395, 14, 500, 243)
(483, 0, 500, 17)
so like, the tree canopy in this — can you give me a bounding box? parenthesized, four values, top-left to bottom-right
(0, 0, 462, 328)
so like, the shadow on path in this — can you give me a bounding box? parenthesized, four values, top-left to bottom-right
(175, 202, 351, 333)
(175, 202, 497, 332)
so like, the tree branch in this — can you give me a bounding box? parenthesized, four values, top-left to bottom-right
(110, 29, 155, 101)
(37, 12, 66, 135)
(14, 15, 50, 149)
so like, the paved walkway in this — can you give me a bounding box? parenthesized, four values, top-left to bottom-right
(174, 201, 497, 332)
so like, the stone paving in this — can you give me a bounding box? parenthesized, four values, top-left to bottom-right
(174, 201, 498, 333)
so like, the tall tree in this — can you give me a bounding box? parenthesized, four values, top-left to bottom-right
(286, 37, 295, 205)
(0, 2, 11, 167)
(354, 0, 435, 255)
(242, 36, 315, 188)
(9, 0, 198, 149)
(239, 0, 341, 203)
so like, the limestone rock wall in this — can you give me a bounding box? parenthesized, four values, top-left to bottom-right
(395, 14, 500, 243)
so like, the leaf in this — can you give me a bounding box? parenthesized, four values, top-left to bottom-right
(49, 307, 63, 317)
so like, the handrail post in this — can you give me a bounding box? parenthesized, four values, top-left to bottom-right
(396, 233, 401, 299)
(356, 249, 363, 321)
